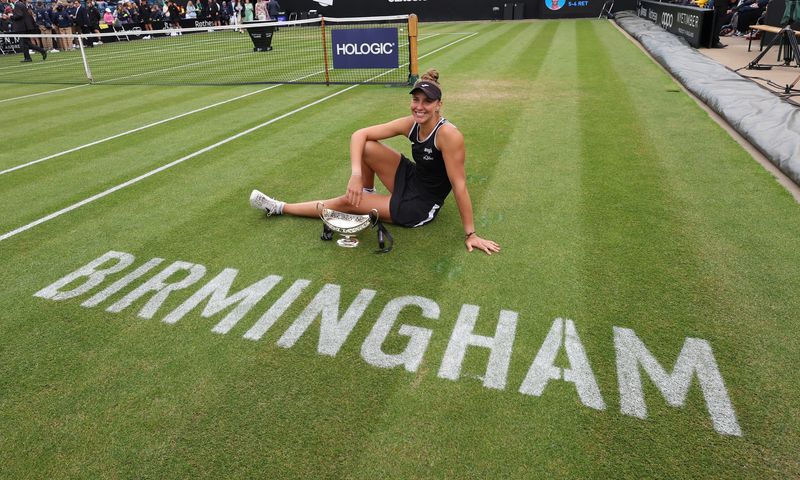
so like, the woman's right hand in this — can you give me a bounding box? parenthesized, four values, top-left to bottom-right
(346, 175, 363, 207)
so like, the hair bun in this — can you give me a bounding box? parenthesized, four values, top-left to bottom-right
(421, 69, 440, 84)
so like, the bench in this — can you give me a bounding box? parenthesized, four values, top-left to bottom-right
(748, 24, 800, 52)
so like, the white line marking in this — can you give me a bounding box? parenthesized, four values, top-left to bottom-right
(1, 35, 447, 175)
(0, 84, 88, 104)
(0, 70, 328, 176)
(0, 33, 477, 242)
(0, 32, 445, 104)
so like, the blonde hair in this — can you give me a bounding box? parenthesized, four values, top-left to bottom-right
(420, 69, 440, 88)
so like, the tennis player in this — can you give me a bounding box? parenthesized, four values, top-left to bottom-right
(250, 69, 500, 255)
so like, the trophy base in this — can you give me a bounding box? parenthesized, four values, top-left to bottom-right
(337, 236, 359, 248)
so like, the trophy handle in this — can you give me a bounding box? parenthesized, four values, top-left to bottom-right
(369, 209, 379, 226)
(316, 202, 326, 220)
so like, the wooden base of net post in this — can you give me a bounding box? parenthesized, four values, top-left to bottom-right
(408, 14, 419, 85)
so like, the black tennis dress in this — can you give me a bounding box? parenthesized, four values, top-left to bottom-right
(390, 118, 454, 227)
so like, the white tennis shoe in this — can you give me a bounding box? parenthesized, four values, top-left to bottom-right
(250, 189, 284, 216)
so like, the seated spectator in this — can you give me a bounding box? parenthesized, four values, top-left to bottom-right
(1, 5, 12, 33)
(716, 0, 740, 36)
(734, 0, 769, 34)
(185, 0, 196, 18)
(149, 4, 163, 21)
(120, 3, 133, 24)
(129, 2, 140, 23)
(102, 6, 114, 25)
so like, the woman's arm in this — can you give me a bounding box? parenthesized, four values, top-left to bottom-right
(346, 116, 414, 207)
(439, 125, 500, 255)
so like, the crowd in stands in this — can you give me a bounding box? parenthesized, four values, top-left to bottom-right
(715, 0, 770, 38)
(664, 0, 771, 38)
(1, 0, 281, 48)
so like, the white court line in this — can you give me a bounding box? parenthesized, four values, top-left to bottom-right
(1, 33, 444, 176)
(0, 32, 477, 242)
(0, 32, 443, 104)
(2, 83, 282, 176)
(0, 84, 88, 104)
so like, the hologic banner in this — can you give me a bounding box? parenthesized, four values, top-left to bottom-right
(331, 27, 399, 69)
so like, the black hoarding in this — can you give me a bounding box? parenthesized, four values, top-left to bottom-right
(637, 0, 713, 48)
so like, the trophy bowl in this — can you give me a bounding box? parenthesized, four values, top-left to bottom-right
(318, 203, 379, 248)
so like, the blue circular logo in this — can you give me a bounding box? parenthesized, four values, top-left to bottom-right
(545, 0, 566, 10)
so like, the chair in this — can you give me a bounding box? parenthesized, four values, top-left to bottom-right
(598, 0, 615, 19)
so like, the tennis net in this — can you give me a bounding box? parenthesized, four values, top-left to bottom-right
(0, 14, 418, 86)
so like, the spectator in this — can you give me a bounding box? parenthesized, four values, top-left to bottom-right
(12, 0, 47, 62)
(74, 0, 94, 47)
(733, 0, 769, 34)
(231, 0, 241, 29)
(254, 0, 267, 20)
(54, 2, 73, 50)
(266, 0, 278, 20)
(1, 5, 12, 32)
(66, 0, 77, 43)
(129, 1, 140, 22)
(87, 0, 101, 44)
(34, 0, 55, 52)
(185, 0, 196, 18)
(222, 0, 231, 24)
(140, 0, 152, 30)
(101, 6, 113, 25)
(243, 0, 252, 21)
(166, 0, 181, 32)
(149, 4, 162, 22)
(116, 2, 131, 24)
(208, 0, 220, 25)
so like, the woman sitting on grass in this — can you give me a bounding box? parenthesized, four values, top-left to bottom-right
(250, 69, 501, 255)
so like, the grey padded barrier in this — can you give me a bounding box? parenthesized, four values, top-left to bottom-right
(615, 11, 800, 186)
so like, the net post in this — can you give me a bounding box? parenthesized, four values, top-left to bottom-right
(408, 13, 419, 85)
(77, 34, 94, 84)
(321, 17, 330, 86)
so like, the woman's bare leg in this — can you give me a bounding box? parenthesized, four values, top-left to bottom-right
(360, 140, 402, 193)
(283, 194, 393, 223)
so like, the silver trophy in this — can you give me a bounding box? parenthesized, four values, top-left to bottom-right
(317, 203, 379, 248)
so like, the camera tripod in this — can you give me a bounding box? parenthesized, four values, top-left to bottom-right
(747, 26, 800, 70)
(747, 25, 800, 95)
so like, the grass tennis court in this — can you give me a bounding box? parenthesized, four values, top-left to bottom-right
(2, 19, 799, 478)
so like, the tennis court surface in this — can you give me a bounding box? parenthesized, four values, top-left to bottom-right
(2, 19, 799, 478)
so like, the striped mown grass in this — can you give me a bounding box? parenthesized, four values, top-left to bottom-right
(1, 19, 798, 478)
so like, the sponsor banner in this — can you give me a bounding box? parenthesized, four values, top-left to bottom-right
(284, 0, 637, 20)
(538, 0, 596, 19)
(638, 0, 713, 48)
(1, 36, 21, 53)
(331, 27, 399, 69)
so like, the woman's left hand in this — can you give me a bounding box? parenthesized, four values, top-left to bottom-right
(466, 234, 500, 255)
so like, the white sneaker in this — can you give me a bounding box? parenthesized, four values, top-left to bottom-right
(250, 189, 283, 216)
(50, 49, 59, 52)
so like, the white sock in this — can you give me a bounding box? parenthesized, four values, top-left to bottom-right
(363, 187, 376, 194)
